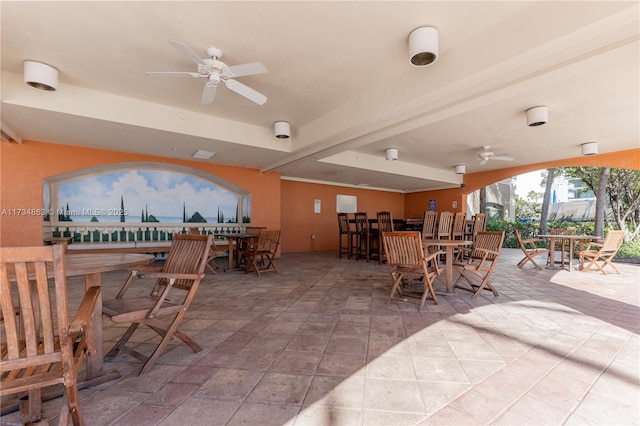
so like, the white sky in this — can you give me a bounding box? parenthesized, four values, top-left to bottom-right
(515, 170, 544, 198)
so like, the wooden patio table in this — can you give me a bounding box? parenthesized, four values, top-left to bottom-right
(423, 239, 472, 295)
(538, 234, 599, 271)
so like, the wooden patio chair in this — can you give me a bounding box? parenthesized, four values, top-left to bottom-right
(382, 231, 441, 311)
(470, 213, 487, 241)
(437, 211, 454, 239)
(515, 229, 549, 270)
(350, 212, 370, 261)
(375, 211, 394, 264)
(421, 210, 437, 240)
(578, 230, 625, 275)
(237, 226, 266, 268)
(451, 212, 467, 240)
(337, 213, 352, 258)
(242, 229, 281, 276)
(102, 233, 211, 375)
(1, 245, 100, 425)
(453, 231, 505, 297)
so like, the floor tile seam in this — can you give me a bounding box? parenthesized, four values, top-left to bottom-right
(484, 320, 635, 425)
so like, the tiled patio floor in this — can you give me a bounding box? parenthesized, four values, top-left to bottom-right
(2, 249, 639, 425)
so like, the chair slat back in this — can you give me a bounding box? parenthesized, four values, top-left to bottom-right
(354, 212, 368, 234)
(377, 211, 393, 233)
(159, 234, 211, 291)
(257, 229, 281, 253)
(337, 213, 350, 235)
(601, 230, 625, 253)
(469, 231, 505, 261)
(382, 231, 424, 268)
(451, 212, 467, 239)
(0, 245, 67, 387)
(422, 211, 437, 239)
(246, 226, 266, 236)
(437, 211, 454, 239)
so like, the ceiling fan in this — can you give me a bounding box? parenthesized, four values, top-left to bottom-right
(477, 145, 514, 165)
(146, 41, 268, 105)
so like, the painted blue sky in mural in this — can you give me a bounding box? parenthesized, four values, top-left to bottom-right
(56, 170, 240, 223)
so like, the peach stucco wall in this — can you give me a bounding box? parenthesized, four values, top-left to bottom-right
(281, 180, 404, 253)
(0, 141, 281, 248)
(2, 141, 637, 253)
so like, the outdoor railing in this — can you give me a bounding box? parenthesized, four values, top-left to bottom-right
(44, 222, 243, 244)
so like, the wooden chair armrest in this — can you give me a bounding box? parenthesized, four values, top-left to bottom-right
(69, 286, 101, 354)
(423, 250, 443, 263)
(474, 247, 501, 257)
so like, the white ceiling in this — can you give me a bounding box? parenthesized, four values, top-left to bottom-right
(2, 1, 638, 193)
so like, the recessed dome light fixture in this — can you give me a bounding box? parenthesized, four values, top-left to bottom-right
(455, 165, 466, 174)
(385, 148, 398, 161)
(526, 106, 548, 127)
(409, 26, 439, 67)
(581, 142, 598, 156)
(24, 61, 58, 91)
(274, 121, 291, 139)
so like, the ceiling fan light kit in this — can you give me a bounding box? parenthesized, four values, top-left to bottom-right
(274, 121, 291, 139)
(385, 148, 399, 161)
(409, 26, 439, 67)
(581, 142, 598, 155)
(526, 106, 548, 127)
(455, 165, 466, 174)
(24, 61, 58, 91)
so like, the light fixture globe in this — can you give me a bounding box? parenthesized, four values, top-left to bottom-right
(409, 26, 439, 67)
(581, 142, 598, 156)
(274, 121, 291, 139)
(526, 106, 548, 127)
(385, 148, 398, 161)
(24, 61, 58, 91)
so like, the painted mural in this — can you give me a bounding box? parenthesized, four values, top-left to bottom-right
(48, 169, 249, 223)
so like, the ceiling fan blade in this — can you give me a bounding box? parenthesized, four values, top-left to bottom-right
(169, 41, 206, 66)
(225, 79, 267, 105)
(146, 72, 202, 78)
(201, 81, 218, 104)
(493, 155, 514, 161)
(226, 62, 268, 78)
(479, 159, 488, 166)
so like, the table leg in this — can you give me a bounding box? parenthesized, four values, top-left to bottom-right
(84, 272, 102, 379)
(227, 238, 235, 271)
(445, 245, 454, 293)
(546, 238, 557, 268)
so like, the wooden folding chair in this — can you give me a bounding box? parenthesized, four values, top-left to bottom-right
(453, 231, 505, 297)
(382, 231, 441, 311)
(515, 229, 549, 270)
(242, 229, 281, 276)
(578, 230, 625, 275)
(1, 245, 100, 425)
(451, 212, 467, 240)
(421, 210, 437, 240)
(437, 211, 454, 239)
(102, 233, 211, 375)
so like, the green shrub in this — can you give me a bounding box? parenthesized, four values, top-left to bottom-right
(616, 240, 640, 260)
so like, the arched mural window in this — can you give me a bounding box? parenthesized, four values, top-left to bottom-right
(43, 163, 251, 225)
